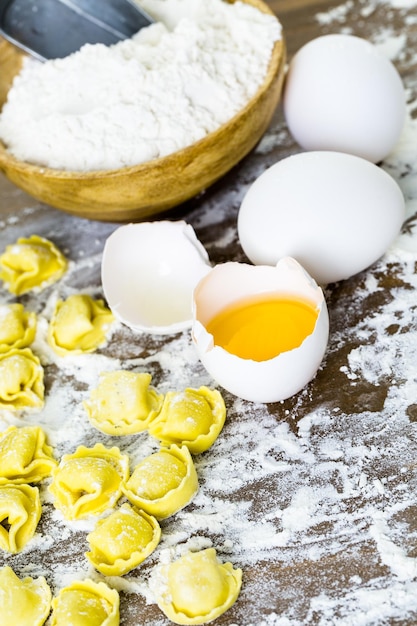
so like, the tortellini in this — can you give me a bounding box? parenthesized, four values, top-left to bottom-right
(122, 445, 198, 519)
(0, 484, 41, 552)
(0, 303, 36, 353)
(0, 235, 67, 295)
(49, 443, 129, 520)
(0, 425, 57, 484)
(48, 294, 115, 355)
(50, 579, 119, 626)
(86, 503, 161, 576)
(0, 566, 51, 626)
(84, 370, 163, 435)
(155, 547, 242, 625)
(0, 348, 44, 409)
(148, 387, 226, 454)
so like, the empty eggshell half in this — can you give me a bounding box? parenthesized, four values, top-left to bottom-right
(192, 257, 329, 403)
(102, 221, 211, 334)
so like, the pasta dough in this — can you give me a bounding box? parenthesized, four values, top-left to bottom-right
(148, 386, 226, 453)
(0, 235, 67, 295)
(0, 348, 44, 410)
(122, 444, 198, 519)
(0, 566, 51, 626)
(155, 547, 242, 625)
(49, 443, 129, 520)
(48, 294, 114, 355)
(50, 579, 119, 626)
(84, 370, 163, 435)
(0, 303, 36, 353)
(0, 425, 57, 484)
(0, 484, 41, 552)
(86, 503, 161, 576)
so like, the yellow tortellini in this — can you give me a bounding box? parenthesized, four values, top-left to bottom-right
(84, 370, 163, 435)
(51, 579, 119, 626)
(0, 347, 44, 410)
(0, 303, 36, 353)
(0, 234, 67, 295)
(86, 503, 161, 576)
(49, 443, 129, 520)
(0, 425, 57, 484)
(0, 566, 51, 626)
(48, 294, 115, 355)
(0, 483, 41, 553)
(148, 387, 226, 454)
(122, 445, 198, 519)
(155, 547, 242, 625)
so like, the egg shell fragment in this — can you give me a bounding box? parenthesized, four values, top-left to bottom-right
(101, 221, 211, 334)
(283, 34, 406, 163)
(237, 151, 405, 285)
(192, 257, 329, 403)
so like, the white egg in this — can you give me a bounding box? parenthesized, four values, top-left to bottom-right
(283, 34, 406, 163)
(101, 221, 211, 334)
(237, 151, 405, 285)
(192, 257, 329, 403)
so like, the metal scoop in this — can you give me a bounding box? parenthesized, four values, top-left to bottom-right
(0, 0, 153, 61)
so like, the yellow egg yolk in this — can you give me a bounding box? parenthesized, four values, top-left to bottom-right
(205, 295, 318, 361)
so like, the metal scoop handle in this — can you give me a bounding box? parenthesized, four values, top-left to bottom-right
(0, 0, 153, 61)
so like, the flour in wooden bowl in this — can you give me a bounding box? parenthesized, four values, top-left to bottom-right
(0, 0, 281, 171)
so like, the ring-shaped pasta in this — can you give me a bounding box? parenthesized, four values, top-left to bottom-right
(155, 547, 242, 625)
(47, 294, 115, 355)
(86, 503, 161, 576)
(122, 445, 198, 519)
(0, 425, 57, 484)
(50, 579, 119, 626)
(0, 348, 44, 410)
(49, 443, 129, 520)
(84, 370, 163, 435)
(0, 304, 36, 353)
(0, 484, 41, 553)
(148, 387, 226, 454)
(0, 566, 51, 626)
(0, 235, 67, 295)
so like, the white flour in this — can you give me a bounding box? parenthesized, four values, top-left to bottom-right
(0, 0, 281, 171)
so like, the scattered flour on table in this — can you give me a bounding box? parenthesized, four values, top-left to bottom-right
(0, 0, 281, 171)
(316, 0, 417, 24)
(377, 0, 417, 6)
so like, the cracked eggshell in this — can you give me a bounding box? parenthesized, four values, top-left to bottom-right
(102, 221, 211, 334)
(192, 257, 329, 403)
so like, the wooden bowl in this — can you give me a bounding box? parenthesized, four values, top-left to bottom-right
(0, 0, 286, 222)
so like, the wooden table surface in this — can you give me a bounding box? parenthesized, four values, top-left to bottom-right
(0, 1, 417, 625)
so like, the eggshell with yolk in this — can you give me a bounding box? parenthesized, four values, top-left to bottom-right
(192, 257, 329, 403)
